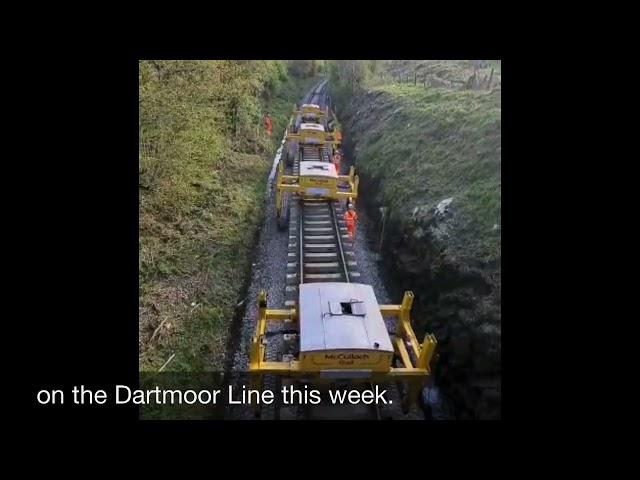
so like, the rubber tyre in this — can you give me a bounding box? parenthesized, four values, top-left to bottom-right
(286, 143, 295, 167)
(277, 193, 290, 231)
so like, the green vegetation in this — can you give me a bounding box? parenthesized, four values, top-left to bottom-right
(327, 60, 381, 108)
(327, 59, 500, 111)
(326, 60, 501, 264)
(328, 60, 502, 419)
(384, 60, 501, 84)
(139, 61, 316, 372)
(353, 83, 501, 263)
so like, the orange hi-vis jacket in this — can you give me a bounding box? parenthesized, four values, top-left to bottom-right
(264, 116, 272, 133)
(333, 152, 341, 169)
(344, 209, 358, 226)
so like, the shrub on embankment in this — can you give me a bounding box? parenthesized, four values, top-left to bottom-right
(139, 60, 316, 372)
(333, 67, 501, 419)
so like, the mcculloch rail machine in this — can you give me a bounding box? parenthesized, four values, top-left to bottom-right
(249, 80, 437, 419)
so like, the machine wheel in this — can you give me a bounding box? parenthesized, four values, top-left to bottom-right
(285, 149, 292, 167)
(277, 193, 290, 231)
(285, 143, 294, 167)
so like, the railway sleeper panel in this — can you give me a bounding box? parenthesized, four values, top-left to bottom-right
(304, 252, 338, 260)
(304, 227, 333, 234)
(304, 273, 344, 281)
(304, 262, 341, 273)
(305, 235, 335, 243)
(304, 243, 337, 251)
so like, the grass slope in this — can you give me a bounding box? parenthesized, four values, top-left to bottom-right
(340, 65, 502, 418)
(139, 61, 316, 372)
(383, 60, 501, 87)
(352, 84, 501, 264)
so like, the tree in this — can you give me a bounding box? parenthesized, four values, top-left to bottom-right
(289, 60, 314, 78)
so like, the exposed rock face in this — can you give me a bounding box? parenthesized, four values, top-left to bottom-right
(338, 86, 501, 420)
(381, 201, 501, 419)
(381, 191, 501, 420)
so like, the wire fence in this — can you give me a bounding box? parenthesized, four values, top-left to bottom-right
(373, 67, 501, 92)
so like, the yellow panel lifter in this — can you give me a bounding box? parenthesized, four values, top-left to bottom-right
(249, 284, 437, 416)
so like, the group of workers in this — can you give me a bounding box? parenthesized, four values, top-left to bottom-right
(331, 144, 356, 241)
(265, 111, 358, 240)
(330, 133, 355, 240)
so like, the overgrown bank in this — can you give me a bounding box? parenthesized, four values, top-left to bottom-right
(139, 61, 316, 372)
(331, 63, 501, 419)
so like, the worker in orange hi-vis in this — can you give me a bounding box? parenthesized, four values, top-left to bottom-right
(344, 203, 358, 242)
(333, 130, 342, 147)
(263, 112, 273, 136)
(332, 149, 342, 174)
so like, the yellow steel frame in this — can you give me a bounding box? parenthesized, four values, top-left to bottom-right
(249, 290, 437, 413)
(286, 106, 341, 151)
(286, 129, 336, 146)
(275, 160, 359, 218)
(294, 104, 327, 117)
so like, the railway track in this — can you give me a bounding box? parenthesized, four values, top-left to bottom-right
(285, 80, 359, 305)
(266, 194, 384, 420)
(285, 199, 359, 304)
(259, 80, 386, 420)
(231, 79, 429, 421)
